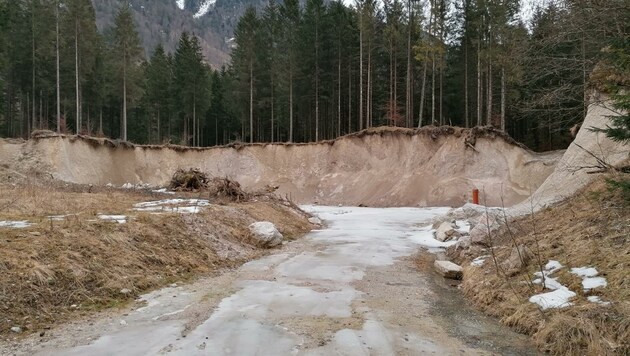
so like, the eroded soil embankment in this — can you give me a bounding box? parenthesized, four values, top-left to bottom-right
(1, 127, 562, 207)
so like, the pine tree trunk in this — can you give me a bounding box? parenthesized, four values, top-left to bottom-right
(75, 18, 80, 133)
(56, 0, 61, 133)
(348, 64, 352, 134)
(249, 60, 253, 143)
(122, 54, 127, 141)
(367, 41, 372, 128)
(31, 8, 35, 134)
(501, 66, 505, 131)
(431, 51, 435, 125)
(406, 0, 412, 127)
(464, 37, 469, 128)
(476, 29, 482, 126)
(315, 27, 320, 142)
(289, 70, 293, 142)
(487, 62, 492, 125)
(337, 50, 341, 137)
(359, 17, 364, 131)
(271, 76, 275, 142)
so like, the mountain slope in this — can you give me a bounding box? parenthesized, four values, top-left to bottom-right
(91, 0, 263, 67)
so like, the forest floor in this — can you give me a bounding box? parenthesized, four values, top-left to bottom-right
(448, 176, 630, 355)
(0, 179, 313, 340)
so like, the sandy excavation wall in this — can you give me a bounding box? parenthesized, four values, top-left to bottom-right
(511, 96, 629, 215)
(0, 127, 561, 208)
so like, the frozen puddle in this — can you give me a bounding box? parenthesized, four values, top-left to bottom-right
(42, 206, 530, 356)
(133, 199, 210, 214)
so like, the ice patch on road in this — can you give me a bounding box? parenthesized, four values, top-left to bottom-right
(0, 220, 32, 228)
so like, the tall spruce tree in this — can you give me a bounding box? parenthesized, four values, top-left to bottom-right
(112, 0, 142, 141)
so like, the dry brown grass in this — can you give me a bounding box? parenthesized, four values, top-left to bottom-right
(0, 182, 312, 338)
(455, 177, 630, 355)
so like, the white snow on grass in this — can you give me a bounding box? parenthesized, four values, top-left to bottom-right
(152, 188, 176, 195)
(193, 0, 216, 18)
(582, 277, 607, 290)
(0, 220, 32, 228)
(133, 199, 210, 214)
(529, 288, 576, 310)
(98, 215, 127, 224)
(470, 255, 489, 267)
(571, 266, 608, 291)
(545, 260, 563, 273)
(570, 267, 599, 277)
(176, 0, 185, 10)
(587, 296, 611, 306)
(530, 260, 576, 310)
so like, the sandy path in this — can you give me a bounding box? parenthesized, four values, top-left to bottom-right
(5, 206, 534, 355)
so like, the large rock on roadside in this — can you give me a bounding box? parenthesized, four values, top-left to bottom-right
(434, 221, 462, 242)
(434, 260, 463, 280)
(500, 245, 534, 276)
(469, 212, 502, 245)
(248, 222, 283, 247)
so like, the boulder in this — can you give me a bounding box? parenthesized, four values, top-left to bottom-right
(308, 217, 322, 225)
(434, 260, 463, 280)
(248, 221, 283, 247)
(454, 235, 471, 250)
(469, 213, 502, 245)
(500, 245, 534, 276)
(434, 221, 462, 242)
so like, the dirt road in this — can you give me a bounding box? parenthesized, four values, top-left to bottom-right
(6, 206, 535, 355)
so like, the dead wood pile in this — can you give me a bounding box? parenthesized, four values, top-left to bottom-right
(208, 177, 248, 201)
(169, 168, 209, 191)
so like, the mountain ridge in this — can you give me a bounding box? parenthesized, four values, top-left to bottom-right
(91, 0, 263, 67)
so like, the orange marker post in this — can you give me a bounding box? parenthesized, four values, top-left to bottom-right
(472, 189, 480, 205)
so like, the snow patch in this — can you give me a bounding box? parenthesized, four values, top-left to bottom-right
(193, 0, 216, 18)
(470, 255, 489, 267)
(570, 266, 607, 291)
(0, 220, 32, 228)
(454, 220, 471, 234)
(570, 266, 599, 278)
(175, 0, 185, 10)
(587, 296, 611, 305)
(98, 215, 127, 224)
(152, 188, 176, 195)
(529, 288, 576, 310)
(133, 199, 210, 214)
(530, 260, 576, 310)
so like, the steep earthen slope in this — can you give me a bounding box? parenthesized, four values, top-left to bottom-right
(511, 95, 629, 214)
(0, 127, 560, 207)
